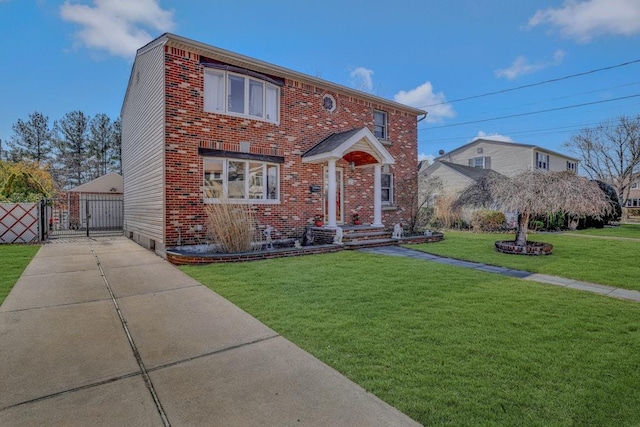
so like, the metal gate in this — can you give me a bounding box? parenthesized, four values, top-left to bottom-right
(45, 193, 124, 239)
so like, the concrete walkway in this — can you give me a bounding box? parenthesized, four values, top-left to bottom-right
(361, 246, 640, 303)
(0, 237, 418, 426)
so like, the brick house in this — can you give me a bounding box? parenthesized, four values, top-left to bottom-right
(121, 33, 425, 255)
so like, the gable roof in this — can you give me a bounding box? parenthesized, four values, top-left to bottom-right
(69, 173, 123, 193)
(128, 33, 426, 118)
(424, 160, 504, 182)
(436, 138, 579, 162)
(302, 127, 395, 166)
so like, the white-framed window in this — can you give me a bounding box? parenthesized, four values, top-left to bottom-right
(536, 152, 549, 170)
(381, 172, 393, 204)
(566, 161, 576, 172)
(204, 158, 279, 203)
(626, 198, 639, 207)
(204, 69, 280, 124)
(631, 181, 639, 189)
(469, 156, 490, 169)
(374, 110, 388, 140)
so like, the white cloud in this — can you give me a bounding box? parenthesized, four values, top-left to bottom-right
(418, 153, 435, 163)
(60, 0, 176, 58)
(471, 131, 514, 143)
(393, 81, 455, 123)
(495, 50, 565, 80)
(350, 67, 374, 92)
(528, 0, 640, 42)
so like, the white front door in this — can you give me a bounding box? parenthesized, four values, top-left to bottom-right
(323, 167, 344, 223)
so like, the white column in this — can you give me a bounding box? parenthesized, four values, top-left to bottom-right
(373, 163, 382, 227)
(327, 159, 337, 228)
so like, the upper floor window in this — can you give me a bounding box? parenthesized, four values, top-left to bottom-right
(204, 158, 279, 203)
(631, 181, 639, 189)
(204, 69, 280, 124)
(469, 156, 491, 169)
(381, 172, 393, 204)
(536, 152, 549, 170)
(566, 161, 576, 172)
(374, 110, 388, 140)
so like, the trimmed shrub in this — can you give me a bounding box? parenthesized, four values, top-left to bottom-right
(471, 210, 506, 232)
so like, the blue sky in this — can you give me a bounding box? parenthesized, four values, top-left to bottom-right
(1, 0, 639, 162)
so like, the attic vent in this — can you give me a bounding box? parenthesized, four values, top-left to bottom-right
(477, 147, 483, 154)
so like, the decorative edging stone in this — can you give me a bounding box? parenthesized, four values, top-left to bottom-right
(494, 240, 553, 256)
(397, 232, 444, 245)
(166, 244, 343, 265)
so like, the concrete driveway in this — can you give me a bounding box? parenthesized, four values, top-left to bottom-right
(0, 236, 418, 426)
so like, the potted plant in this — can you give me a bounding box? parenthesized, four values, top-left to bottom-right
(314, 215, 323, 227)
(352, 213, 361, 225)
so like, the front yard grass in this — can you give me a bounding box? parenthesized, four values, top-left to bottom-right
(181, 252, 640, 426)
(569, 223, 640, 239)
(408, 231, 639, 291)
(0, 244, 40, 305)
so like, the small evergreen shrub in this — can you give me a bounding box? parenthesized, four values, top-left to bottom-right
(471, 210, 506, 232)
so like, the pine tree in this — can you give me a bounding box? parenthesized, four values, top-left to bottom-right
(53, 111, 90, 189)
(9, 112, 53, 163)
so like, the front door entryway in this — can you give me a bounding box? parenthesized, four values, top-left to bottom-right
(323, 166, 344, 224)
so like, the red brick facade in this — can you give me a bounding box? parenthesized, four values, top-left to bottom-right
(162, 44, 420, 247)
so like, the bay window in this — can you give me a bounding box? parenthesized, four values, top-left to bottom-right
(204, 158, 279, 202)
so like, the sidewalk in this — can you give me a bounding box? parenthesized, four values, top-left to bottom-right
(361, 246, 640, 303)
(0, 236, 418, 426)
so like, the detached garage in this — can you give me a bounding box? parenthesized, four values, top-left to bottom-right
(68, 173, 124, 231)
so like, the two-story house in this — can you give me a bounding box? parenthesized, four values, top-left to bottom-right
(121, 33, 425, 255)
(422, 139, 579, 197)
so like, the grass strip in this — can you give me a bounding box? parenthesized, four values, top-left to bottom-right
(0, 244, 40, 305)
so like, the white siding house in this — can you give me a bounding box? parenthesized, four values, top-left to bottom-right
(121, 40, 166, 253)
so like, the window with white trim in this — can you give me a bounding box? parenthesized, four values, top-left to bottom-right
(631, 181, 639, 189)
(374, 110, 388, 140)
(536, 152, 549, 170)
(566, 161, 576, 172)
(381, 173, 393, 204)
(204, 158, 279, 202)
(469, 156, 490, 169)
(204, 69, 280, 124)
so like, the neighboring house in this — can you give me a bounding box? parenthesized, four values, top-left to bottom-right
(422, 139, 579, 199)
(421, 161, 500, 198)
(435, 139, 579, 177)
(625, 180, 640, 208)
(121, 33, 425, 254)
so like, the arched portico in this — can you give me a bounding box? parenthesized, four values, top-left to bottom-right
(302, 127, 395, 228)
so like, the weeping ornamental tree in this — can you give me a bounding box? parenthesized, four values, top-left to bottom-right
(456, 170, 613, 248)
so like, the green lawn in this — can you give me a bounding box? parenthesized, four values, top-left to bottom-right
(0, 244, 40, 305)
(181, 252, 640, 426)
(408, 231, 640, 290)
(568, 223, 640, 239)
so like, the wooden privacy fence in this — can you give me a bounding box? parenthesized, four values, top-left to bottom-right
(0, 202, 42, 243)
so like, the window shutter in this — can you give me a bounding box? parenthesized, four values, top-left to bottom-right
(468, 159, 474, 166)
(484, 156, 491, 169)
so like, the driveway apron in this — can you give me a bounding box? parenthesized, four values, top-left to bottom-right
(0, 236, 418, 426)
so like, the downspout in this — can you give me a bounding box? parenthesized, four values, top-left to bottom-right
(417, 113, 428, 123)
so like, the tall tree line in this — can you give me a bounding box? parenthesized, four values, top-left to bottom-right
(3, 111, 121, 190)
